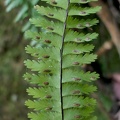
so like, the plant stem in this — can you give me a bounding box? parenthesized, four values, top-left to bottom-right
(60, 0, 70, 119)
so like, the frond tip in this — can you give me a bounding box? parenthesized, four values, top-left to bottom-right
(24, 0, 100, 119)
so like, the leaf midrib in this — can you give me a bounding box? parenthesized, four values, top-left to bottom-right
(60, 0, 70, 120)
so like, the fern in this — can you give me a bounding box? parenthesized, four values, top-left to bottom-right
(24, 0, 100, 120)
(5, 0, 39, 31)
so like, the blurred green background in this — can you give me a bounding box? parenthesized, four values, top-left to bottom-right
(0, 1, 28, 120)
(0, 1, 120, 120)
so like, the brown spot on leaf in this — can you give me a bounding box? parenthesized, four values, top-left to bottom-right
(44, 82, 49, 85)
(52, 1, 57, 4)
(44, 69, 51, 73)
(80, 11, 86, 14)
(45, 40, 51, 44)
(46, 107, 52, 111)
(73, 62, 79, 65)
(43, 55, 50, 58)
(46, 95, 52, 99)
(36, 36, 40, 39)
(73, 77, 81, 81)
(48, 13, 54, 16)
(73, 90, 80, 94)
(74, 103, 80, 107)
(74, 115, 81, 119)
(47, 27, 54, 31)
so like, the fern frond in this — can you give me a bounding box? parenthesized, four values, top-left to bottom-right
(69, 6, 101, 16)
(62, 69, 99, 83)
(25, 31, 62, 48)
(25, 46, 60, 61)
(30, 17, 64, 35)
(62, 54, 97, 68)
(24, 0, 100, 119)
(65, 30, 98, 42)
(41, 0, 68, 9)
(35, 6, 66, 22)
(63, 43, 94, 55)
(71, 0, 97, 4)
(67, 17, 99, 29)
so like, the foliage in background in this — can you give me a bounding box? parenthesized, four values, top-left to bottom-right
(0, 1, 28, 120)
(5, 0, 39, 31)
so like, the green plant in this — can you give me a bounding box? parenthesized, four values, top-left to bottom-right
(24, 0, 100, 119)
(5, 0, 39, 31)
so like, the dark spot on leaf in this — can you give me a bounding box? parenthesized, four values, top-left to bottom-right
(52, 1, 57, 4)
(74, 115, 81, 119)
(73, 62, 79, 65)
(75, 38, 81, 42)
(73, 77, 81, 81)
(36, 36, 40, 39)
(43, 55, 50, 58)
(81, 0, 87, 2)
(46, 107, 52, 111)
(44, 69, 51, 73)
(44, 82, 49, 85)
(46, 95, 52, 99)
(48, 13, 54, 16)
(80, 11, 86, 14)
(73, 90, 80, 94)
(73, 50, 79, 53)
(49, 73, 53, 76)
(47, 27, 54, 31)
(34, 53, 39, 56)
(74, 103, 80, 107)
(45, 40, 51, 44)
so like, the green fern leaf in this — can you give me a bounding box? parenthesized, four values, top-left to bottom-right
(71, 0, 98, 4)
(35, 6, 66, 22)
(24, 0, 100, 119)
(67, 17, 99, 29)
(62, 69, 99, 83)
(65, 30, 98, 42)
(41, 0, 68, 9)
(69, 6, 101, 16)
